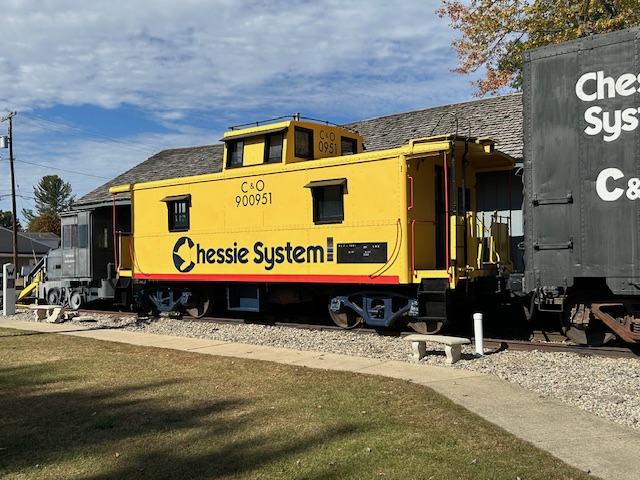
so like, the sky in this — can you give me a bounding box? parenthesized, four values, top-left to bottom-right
(0, 0, 484, 224)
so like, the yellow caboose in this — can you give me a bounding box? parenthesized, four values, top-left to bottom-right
(110, 115, 514, 333)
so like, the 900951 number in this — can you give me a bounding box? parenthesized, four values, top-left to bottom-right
(236, 192, 272, 207)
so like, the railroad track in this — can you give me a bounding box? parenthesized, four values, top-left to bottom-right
(79, 308, 640, 360)
(483, 336, 639, 359)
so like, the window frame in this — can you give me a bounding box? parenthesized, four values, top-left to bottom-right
(341, 136, 358, 155)
(162, 194, 192, 232)
(227, 139, 244, 168)
(62, 223, 89, 249)
(305, 178, 347, 225)
(264, 132, 284, 164)
(62, 224, 76, 249)
(294, 127, 314, 160)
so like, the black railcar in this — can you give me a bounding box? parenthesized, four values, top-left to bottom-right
(521, 26, 640, 344)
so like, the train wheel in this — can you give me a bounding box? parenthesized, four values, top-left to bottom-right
(407, 320, 444, 335)
(69, 291, 83, 310)
(47, 288, 61, 306)
(328, 308, 363, 329)
(562, 293, 614, 346)
(186, 291, 212, 319)
(138, 304, 159, 319)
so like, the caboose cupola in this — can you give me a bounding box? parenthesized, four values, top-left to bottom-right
(221, 114, 363, 169)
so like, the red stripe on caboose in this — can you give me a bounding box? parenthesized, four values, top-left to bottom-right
(134, 273, 400, 284)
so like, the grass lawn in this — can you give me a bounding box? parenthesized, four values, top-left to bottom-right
(0, 326, 592, 480)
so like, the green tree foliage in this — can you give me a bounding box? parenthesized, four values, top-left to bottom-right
(436, 0, 640, 95)
(0, 210, 23, 231)
(22, 175, 74, 235)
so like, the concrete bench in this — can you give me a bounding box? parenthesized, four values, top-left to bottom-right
(29, 304, 66, 323)
(404, 334, 471, 364)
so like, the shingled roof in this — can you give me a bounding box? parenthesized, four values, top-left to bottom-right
(74, 93, 522, 208)
(75, 144, 224, 207)
(343, 93, 522, 158)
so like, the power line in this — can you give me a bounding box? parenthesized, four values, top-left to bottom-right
(20, 112, 159, 149)
(19, 112, 159, 155)
(0, 193, 34, 199)
(15, 157, 111, 180)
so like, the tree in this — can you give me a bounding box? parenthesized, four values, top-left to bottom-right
(0, 210, 22, 231)
(436, 0, 640, 96)
(22, 175, 75, 235)
(25, 212, 61, 236)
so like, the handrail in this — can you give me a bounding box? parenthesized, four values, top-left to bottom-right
(407, 174, 414, 210)
(369, 219, 402, 279)
(443, 152, 450, 278)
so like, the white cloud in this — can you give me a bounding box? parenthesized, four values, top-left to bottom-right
(0, 0, 482, 220)
(2, 0, 466, 112)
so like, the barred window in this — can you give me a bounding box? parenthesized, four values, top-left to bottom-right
(162, 194, 191, 232)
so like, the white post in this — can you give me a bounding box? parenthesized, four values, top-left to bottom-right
(473, 312, 484, 357)
(2, 263, 16, 316)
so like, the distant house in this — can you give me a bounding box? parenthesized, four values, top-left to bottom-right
(0, 226, 58, 276)
(19, 231, 60, 250)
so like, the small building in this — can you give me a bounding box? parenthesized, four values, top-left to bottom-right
(19, 231, 60, 250)
(0, 226, 58, 278)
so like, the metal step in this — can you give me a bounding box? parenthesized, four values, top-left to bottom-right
(417, 278, 449, 321)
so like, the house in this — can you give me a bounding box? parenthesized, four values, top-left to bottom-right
(19, 231, 60, 250)
(0, 226, 57, 276)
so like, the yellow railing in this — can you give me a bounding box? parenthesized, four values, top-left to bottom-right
(448, 211, 512, 282)
(116, 232, 133, 275)
(474, 211, 513, 274)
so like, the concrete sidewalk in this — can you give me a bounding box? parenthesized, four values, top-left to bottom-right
(2, 316, 639, 480)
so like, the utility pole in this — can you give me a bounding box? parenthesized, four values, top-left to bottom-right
(1, 111, 18, 270)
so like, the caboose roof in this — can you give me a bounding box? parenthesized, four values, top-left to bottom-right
(74, 93, 522, 209)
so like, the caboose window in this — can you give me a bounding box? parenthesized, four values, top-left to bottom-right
(62, 225, 76, 249)
(162, 194, 191, 232)
(295, 127, 313, 159)
(227, 140, 244, 168)
(305, 178, 347, 224)
(169, 201, 190, 231)
(341, 137, 358, 155)
(265, 133, 283, 163)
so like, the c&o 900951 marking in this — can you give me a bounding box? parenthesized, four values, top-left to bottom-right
(236, 192, 273, 207)
(236, 179, 273, 207)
